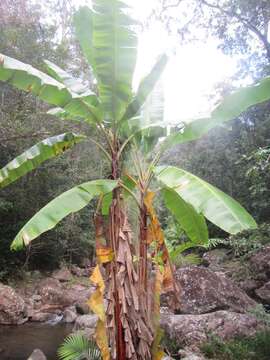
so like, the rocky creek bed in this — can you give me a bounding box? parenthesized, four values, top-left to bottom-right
(1, 246, 270, 359)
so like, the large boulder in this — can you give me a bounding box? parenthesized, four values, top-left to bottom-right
(36, 278, 92, 307)
(255, 281, 270, 303)
(161, 311, 260, 350)
(36, 278, 64, 305)
(73, 314, 98, 331)
(73, 314, 98, 338)
(62, 307, 77, 323)
(0, 283, 27, 324)
(171, 266, 256, 314)
(238, 278, 264, 297)
(249, 246, 270, 280)
(27, 349, 47, 360)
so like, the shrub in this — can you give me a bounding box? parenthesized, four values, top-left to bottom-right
(201, 331, 270, 360)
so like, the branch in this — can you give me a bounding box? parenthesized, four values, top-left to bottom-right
(200, 0, 270, 61)
(161, 0, 183, 11)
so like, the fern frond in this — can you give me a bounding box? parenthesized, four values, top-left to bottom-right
(58, 333, 101, 360)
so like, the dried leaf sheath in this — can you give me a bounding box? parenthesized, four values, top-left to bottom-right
(144, 191, 175, 293)
(88, 265, 110, 360)
(106, 194, 154, 359)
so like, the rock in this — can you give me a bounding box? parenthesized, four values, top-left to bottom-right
(32, 294, 42, 302)
(70, 265, 90, 277)
(73, 315, 98, 339)
(239, 279, 263, 297)
(255, 281, 270, 303)
(73, 314, 98, 331)
(249, 246, 270, 279)
(52, 268, 72, 282)
(36, 278, 64, 305)
(0, 283, 28, 324)
(202, 248, 230, 268)
(64, 285, 93, 306)
(171, 266, 256, 314)
(75, 301, 90, 315)
(160, 306, 174, 314)
(179, 349, 206, 360)
(29, 311, 60, 322)
(36, 278, 92, 307)
(63, 307, 77, 323)
(80, 258, 92, 268)
(161, 311, 260, 350)
(27, 349, 47, 360)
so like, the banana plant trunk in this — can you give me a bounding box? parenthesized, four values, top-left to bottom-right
(108, 141, 126, 360)
(102, 142, 154, 359)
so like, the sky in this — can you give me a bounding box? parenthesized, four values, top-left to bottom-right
(134, 23, 237, 123)
(127, 1, 238, 123)
(71, 0, 239, 123)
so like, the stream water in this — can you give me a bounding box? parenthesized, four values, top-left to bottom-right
(0, 322, 73, 360)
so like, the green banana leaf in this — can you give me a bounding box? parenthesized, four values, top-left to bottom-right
(0, 54, 99, 123)
(73, 6, 95, 74)
(155, 166, 257, 234)
(120, 54, 168, 125)
(162, 188, 208, 244)
(91, 0, 138, 122)
(11, 179, 118, 250)
(138, 123, 168, 154)
(44, 60, 100, 112)
(119, 120, 167, 157)
(0, 133, 85, 189)
(44, 60, 90, 95)
(47, 107, 80, 121)
(162, 75, 270, 150)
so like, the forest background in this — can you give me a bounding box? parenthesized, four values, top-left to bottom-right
(0, 0, 269, 280)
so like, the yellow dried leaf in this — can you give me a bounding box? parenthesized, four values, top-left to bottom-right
(97, 246, 114, 264)
(154, 350, 166, 360)
(88, 265, 106, 321)
(90, 265, 105, 294)
(144, 190, 155, 210)
(163, 263, 174, 292)
(151, 327, 165, 360)
(146, 225, 155, 244)
(88, 288, 105, 322)
(95, 319, 111, 360)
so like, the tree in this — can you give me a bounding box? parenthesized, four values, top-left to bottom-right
(0, 0, 101, 276)
(1, 0, 269, 358)
(199, 0, 270, 64)
(150, 0, 270, 79)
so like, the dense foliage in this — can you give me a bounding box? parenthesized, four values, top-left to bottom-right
(201, 331, 270, 360)
(0, 0, 269, 281)
(0, 0, 105, 278)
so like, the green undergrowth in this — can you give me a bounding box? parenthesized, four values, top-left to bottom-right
(201, 331, 270, 360)
(161, 335, 182, 359)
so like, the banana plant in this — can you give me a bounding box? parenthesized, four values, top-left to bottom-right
(1, 0, 270, 359)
